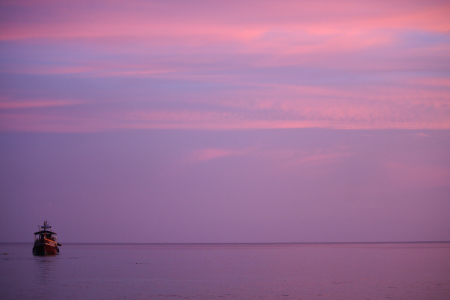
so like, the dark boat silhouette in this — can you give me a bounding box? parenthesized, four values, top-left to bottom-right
(33, 221, 61, 255)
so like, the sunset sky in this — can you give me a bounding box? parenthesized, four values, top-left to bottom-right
(0, 0, 449, 243)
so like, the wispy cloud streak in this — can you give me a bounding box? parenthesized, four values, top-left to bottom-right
(0, 0, 449, 131)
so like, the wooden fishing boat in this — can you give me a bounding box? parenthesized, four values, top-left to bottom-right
(33, 221, 61, 255)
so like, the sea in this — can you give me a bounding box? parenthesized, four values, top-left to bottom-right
(0, 242, 449, 300)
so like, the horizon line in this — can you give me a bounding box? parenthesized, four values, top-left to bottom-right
(3, 241, 450, 245)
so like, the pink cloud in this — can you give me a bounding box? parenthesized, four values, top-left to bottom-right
(383, 162, 450, 188)
(1, 65, 96, 75)
(290, 152, 354, 165)
(0, 113, 97, 132)
(185, 148, 250, 164)
(1, 101, 449, 132)
(181, 145, 352, 169)
(0, 99, 82, 109)
(257, 147, 354, 171)
(1, 0, 449, 42)
(407, 77, 450, 88)
(0, 0, 449, 132)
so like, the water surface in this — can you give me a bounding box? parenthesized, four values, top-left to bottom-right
(1, 243, 449, 299)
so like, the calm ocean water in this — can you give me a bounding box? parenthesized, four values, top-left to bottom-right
(0, 243, 449, 299)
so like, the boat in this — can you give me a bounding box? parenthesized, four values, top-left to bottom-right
(33, 221, 61, 255)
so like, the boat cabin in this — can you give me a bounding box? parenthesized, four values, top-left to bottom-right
(34, 230, 57, 241)
(34, 221, 57, 242)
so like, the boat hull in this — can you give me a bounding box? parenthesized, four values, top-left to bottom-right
(33, 241, 59, 255)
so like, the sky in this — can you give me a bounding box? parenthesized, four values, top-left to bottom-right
(0, 0, 449, 243)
